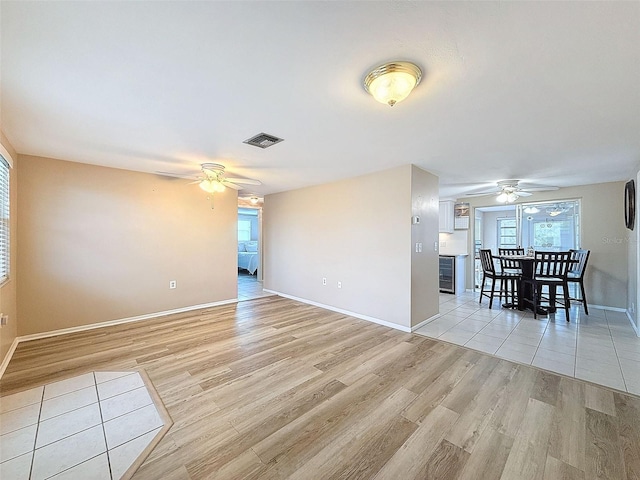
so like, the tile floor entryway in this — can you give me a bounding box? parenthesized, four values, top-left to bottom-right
(0, 371, 170, 479)
(238, 271, 273, 301)
(414, 292, 640, 395)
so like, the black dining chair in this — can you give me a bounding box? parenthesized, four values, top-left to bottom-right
(479, 249, 520, 308)
(522, 251, 572, 322)
(568, 249, 590, 315)
(498, 247, 524, 307)
(498, 248, 525, 271)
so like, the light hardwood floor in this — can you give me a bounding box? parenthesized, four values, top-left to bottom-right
(2, 296, 639, 479)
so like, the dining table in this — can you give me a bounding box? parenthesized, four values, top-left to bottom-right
(497, 254, 550, 314)
(498, 253, 578, 315)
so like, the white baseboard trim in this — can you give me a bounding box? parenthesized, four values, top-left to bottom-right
(0, 337, 20, 379)
(19, 299, 239, 343)
(265, 290, 412, 333)
(411, 314, 441, 332)
(589, 304, 626, 313)
(0, 299, 238, 380)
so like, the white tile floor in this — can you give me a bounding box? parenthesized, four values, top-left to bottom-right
(414, 291, 640, 395)
(0, 371, 168, 479)
(238, 271, 274, 301)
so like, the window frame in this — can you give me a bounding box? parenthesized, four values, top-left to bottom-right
(0, 154, 10, 285)
(497, 217, 518, 249)
(238, 219, 252, 242)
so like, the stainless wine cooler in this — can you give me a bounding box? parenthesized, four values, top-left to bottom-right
(439, 255, 455, 294)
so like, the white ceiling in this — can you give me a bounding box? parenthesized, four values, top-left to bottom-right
(2, 1, 639, 200)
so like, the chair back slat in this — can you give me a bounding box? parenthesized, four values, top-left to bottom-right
(569, 249, 590, 279)
(499, 248, 524, 270)
(534, 251, 571, 278)
(479, 249, 496, 275)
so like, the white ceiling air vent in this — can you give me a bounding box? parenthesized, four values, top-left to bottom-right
(243, 132, 284, 149)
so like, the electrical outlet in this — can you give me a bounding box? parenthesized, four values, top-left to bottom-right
(337, 281, 342, 289)
(169, 280, 177, 289)
(322, 277, 327, 286)
(0, 314, 7, 326)
(434, 241, 438, 251)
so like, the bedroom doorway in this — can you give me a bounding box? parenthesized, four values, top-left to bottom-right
(237, 203, 270, 301)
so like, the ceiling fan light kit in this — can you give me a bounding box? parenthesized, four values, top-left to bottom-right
(198, 163, 228, 194)
(496, 191, 518, 203)
(199, 178, 226, 193)
(364, 61, 422, 107)
(173, 162, 263, 208)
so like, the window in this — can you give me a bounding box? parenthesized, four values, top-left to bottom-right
(533, 220, 566, 249)
(238, 220, 251, 242)
(497, 217, 517, 249)
(521, 200, 580, 251)
(0, 156, 9, 283)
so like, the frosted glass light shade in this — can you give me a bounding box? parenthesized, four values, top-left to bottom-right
(199, 179, 217, 193)
(497, 192, 518, 203)
(364, 62, 422, 107)
(199, 179, 226, 193)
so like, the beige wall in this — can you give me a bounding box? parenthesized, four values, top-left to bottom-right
(17, 155, 237, 335)
(463, 181, 629, 309)
(0, 130, 18, 362)
(410, 165, 440, 326)
(264, 165, 416, 329)
(630, 169, 640, 331)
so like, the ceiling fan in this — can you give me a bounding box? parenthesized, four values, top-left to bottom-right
(156, 163, 261, 209)
(465, 180, 559, 203)
(193, 163, 261, 193)
(157, 163, 261, 192)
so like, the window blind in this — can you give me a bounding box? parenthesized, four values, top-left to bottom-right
(0, 156, 10, 283)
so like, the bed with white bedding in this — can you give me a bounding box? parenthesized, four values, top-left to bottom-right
(238, 241, 259, 275)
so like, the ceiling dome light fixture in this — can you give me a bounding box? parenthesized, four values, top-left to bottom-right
(364, 61, 422, 107)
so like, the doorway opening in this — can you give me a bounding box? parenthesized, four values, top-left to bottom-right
(237, 203, 271, 301)
(474, 205, 516, 289)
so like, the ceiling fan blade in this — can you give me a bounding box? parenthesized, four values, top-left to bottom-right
(223, 181, 244, 191)
(155, 171, 199, 180)
(520, 186, 559, 192)
(465, 191, 499, 197)
(225, 177, 261, 186)
(516, 191, 533, 197)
